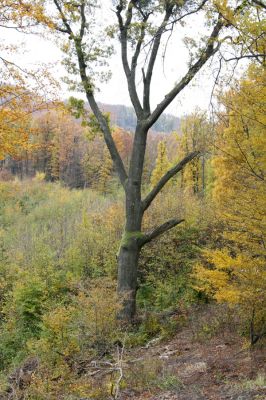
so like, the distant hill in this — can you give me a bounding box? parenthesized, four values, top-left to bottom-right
(98, 103, 180, 134)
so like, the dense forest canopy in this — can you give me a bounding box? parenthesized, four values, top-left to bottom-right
(0, 1, 265, 399)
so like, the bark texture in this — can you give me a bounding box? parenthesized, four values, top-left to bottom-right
(117, 237, 140, 320)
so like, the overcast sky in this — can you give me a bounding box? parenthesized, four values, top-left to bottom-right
(2, 4, 232, 118)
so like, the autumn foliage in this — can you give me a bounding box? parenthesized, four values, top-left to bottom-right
(193, 65, 266, 344)
(0, 0, 265, 398)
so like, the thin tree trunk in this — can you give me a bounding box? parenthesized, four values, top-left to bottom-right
(202, 154, 205, 193)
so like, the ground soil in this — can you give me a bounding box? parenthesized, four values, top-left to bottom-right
(120, 328, 266, 400)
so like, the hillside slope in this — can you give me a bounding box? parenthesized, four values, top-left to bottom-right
(98, 103, 180, 133)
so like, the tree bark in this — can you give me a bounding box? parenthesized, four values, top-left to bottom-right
(117, 236, 140, 321)
(117, 122, 146, 321)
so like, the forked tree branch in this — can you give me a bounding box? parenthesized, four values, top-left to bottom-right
(146, 17, 224, 128)
(142, 150, 200, 211)
(143, 4, 174, 114)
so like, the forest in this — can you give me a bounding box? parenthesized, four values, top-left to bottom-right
(0, 1, 265, 399)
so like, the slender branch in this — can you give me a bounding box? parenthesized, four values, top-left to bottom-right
(142, 151, 200, 211)
(131, 14, 149, 84)
(220, 103, 266, 128)
(0, 23, 40, 30)
(143, 5, 173, 114)
(141, 0, 209, 74)
(80, 0, 86, 39)
(140, 219, 184, 246)
(0, 55, 35, 76)
(211, 140, 265, 183)
(53, 0, 73, 35)
(142, 0, 208, 54)
(170, 0, 208, 26)
(234, 138, 264, 181)
(116, 1, 143, 117)
(146, 17, 224, 128)
(224, 53, 266, 62)
(162, 23, 174, 76)
(209, 54, 223, 114)
(0, 90, 29, 107)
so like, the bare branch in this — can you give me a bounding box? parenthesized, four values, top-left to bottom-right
(224, 53, 266, 62)
(80, 0, 86, 39)
(143, 4, 174, 114)
(142, 0, 208, 54)
(140, 219, 184, 246)
(111, 338, 126, 399)
(0, 55, 35, 76)
(142, 151, 200, 211)
(53, 0, 73, 35)
(171, 0, 208, 25)
(116, 1, 143, 117)
(146, 17, 224, 128)
(234, 138, 264, 181)
(131, 14, 149, 84)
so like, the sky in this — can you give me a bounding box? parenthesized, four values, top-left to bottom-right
(2, 2, 229, 118)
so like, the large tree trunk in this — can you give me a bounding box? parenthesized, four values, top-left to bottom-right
(117, 237, 140, 321)
(117, 203, 142, 320)
(117, 123, 147, 321)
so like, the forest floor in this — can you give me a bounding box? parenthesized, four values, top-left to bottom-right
(118, 327, 266, 400)
(2, 309, 265, 400)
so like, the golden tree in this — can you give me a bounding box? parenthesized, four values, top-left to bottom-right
(194, 64, 266, 344)
(177, 110, 211, 194)
(0, 1, 57, 161)
(150, 140, 171, 188)
(97, 147, 113, 194)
